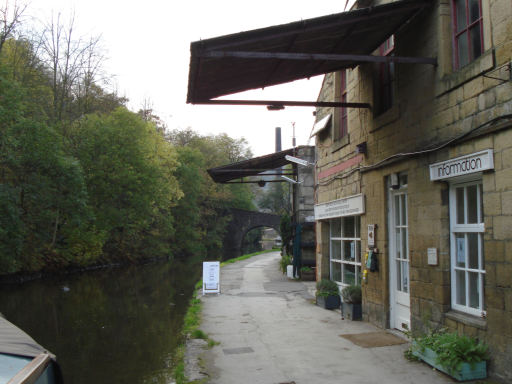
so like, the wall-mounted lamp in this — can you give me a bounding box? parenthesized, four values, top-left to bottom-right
(285, 155, 314, 167)
(281, 175, 301, 184)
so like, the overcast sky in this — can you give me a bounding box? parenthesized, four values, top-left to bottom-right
(31, 0, 356, 156)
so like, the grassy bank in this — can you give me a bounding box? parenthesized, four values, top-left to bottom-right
(173, 249, 277, 383)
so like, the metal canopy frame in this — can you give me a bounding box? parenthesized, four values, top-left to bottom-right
(187, 0, 436, 107)
(207, 147, 309, 184)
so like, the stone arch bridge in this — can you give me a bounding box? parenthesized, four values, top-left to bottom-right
(223, 208, 281, 260)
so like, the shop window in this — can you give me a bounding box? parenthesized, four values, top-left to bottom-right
(452, 0, 484, 69)
(450, 180, 485, 317)
(330, 216, 361, 286)
(373, 36, 395, 116)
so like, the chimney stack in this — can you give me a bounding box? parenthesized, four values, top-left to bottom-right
(275, 127, 282, 153)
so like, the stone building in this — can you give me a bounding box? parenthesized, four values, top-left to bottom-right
(313, 0, 512, 381)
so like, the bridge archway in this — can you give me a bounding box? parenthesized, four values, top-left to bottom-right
(223, 208, 281, 260)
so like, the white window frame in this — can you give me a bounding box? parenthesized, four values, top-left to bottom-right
(449, 179, 485, 317)
(329, 216, 361, 286)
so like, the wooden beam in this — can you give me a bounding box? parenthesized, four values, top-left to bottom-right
(223, 179, 292, 184)
(200, 50, 437, 66)
(193, 99, 371, 109)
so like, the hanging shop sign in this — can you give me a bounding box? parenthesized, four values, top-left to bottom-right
(314, 194, 364, 220)
(202, 261, 220, 295)
(429, 149, 494, 181)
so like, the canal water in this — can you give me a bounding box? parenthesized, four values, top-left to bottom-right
(0, 260, 200, 384)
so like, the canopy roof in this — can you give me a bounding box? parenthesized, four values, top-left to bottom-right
(187, 0, 434, 104)
(208, 147, 308, 183)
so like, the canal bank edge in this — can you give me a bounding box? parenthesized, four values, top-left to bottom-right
(174, 249, 279, 384)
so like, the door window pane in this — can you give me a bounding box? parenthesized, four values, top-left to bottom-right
(401, 194, 407, 226)
(402, 261, 409, 293)
(394, 195, 400, 225)
(401, 228, 408, 261)
(396, 229, 401, 259)
(396, 260, 402, 291)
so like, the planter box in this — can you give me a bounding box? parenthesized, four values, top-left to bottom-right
(300, 270, 315, 281)
(316, 295, 340, 310)
(341, 302, 362, 320)
(412, 344, 487, 381)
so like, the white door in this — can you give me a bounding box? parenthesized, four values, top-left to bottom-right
(389, 188, 410, 331)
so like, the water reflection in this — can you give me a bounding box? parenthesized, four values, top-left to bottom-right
(0, 260, 200, 384)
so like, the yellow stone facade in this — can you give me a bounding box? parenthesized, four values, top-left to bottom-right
(314, 0, 512, 381)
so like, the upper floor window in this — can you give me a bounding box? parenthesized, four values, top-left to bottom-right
(452, 0, 484, 69)
(374, 36, 395, 116)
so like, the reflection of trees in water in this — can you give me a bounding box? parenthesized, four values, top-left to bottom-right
(0, 260, 200, 384)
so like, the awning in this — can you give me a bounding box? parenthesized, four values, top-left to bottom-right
(187, 0, 435, 106)
(208, 147, 308, 183)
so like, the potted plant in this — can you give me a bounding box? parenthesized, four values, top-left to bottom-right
(408, 329, 488, 381)
(341, 284, 362, 320)
(315, 279, 340, 309)
(299, 266, 315, 281)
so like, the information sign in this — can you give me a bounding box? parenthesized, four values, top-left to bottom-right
(314, 194, 364, 220)
(202, 261, 220, 295)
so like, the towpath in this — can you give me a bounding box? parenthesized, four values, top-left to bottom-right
(196, 251, 454, 384)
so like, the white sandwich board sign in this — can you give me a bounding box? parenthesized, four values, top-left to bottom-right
(202, 261, 220, 295)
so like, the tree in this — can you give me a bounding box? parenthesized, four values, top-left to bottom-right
(256, 181, 290, 215)
(168, 128, 256, 260)
(69, 108, 182, 261)
(0, 72, 101, 272)
(0, 0, 27, 55)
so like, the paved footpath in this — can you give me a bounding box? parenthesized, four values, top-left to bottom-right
(197, 251, 456, 384)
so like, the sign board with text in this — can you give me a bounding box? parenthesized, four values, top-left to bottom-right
(202, 261, 220, 295)
(314, 194, 364, 220)
(429, 149, 494, 181)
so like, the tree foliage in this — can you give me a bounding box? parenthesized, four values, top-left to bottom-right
(167, 128, 255, 261)
(0, 7, 255, 274)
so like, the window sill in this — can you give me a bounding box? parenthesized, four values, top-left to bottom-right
(371, 103, 400, 132)
(445, 310, 487, 330)
(331, 134, 349, 153)
(436, 49, 495, 97)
